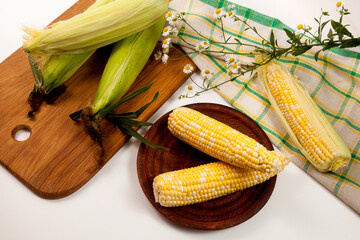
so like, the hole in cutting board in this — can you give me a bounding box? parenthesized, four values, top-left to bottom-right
(12, 125, 31, 141)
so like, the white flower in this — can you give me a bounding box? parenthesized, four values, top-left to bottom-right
(336, 1, 343, 12)
(183, 64, 194, 74)
(166, 11, 181, 27)
(214, 8, 226, 20)
(225, 55, 238, 67)
(230, 63, 240, 74)
(195, 40, 209, 53)
(228, 4, 235, 10)
(227, 10, 236, 20)
(195, 43, 204, 52)
(168, 17, 181, 27)
(162, 38, 171, 49)
(162, 26, 172, 36)
(154, 50, 162, 60)
(165, 11, 175, 21)
(201, 69, 213, 79)
(172, 27, 179, 36)
(200, 40, 210, 49)
(162, 54, 169, 64)
(162, 46, 170, 54)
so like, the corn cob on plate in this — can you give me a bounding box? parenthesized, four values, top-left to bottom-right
(137, 103, 280, 230)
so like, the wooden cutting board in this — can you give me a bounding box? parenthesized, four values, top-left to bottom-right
(0, 0, 195, 199)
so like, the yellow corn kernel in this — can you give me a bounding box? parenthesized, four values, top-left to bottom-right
(168, 107, 289, 174)
(153, 161, 287, 207)
(256, 58, 351, 172)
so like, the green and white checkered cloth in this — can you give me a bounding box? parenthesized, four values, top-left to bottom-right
(167, 0, 360, 213)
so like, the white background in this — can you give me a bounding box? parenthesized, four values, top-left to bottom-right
(0, 0, 359, 239)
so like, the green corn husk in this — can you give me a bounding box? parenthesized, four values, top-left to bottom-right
(91, 17, 165, 115)
(29, 52, 94, 95)
(27, 52, 95, 118)
(256, 58, 351, 172)
(23, 0, 169, 55)
(70, 17, 167, 164)
(27, 0, 119, 118)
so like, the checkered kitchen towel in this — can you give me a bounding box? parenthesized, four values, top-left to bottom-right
(167, 0, 360, 213)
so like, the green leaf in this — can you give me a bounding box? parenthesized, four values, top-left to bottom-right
(339, 38, 360, 48)
(119, 124, 167, 150)
(28, 55, 44, 86)
(225, 36, 231, 43)
(314, 50, 322, 61)
(284, 28, 295, 40)
(104, 90, 166, 150)
(275, 48, 289, 58)
(320, 20, 330, 31)
(109, 118, 154, 127)
(327, 28, 334, 40)
(234, 38, 242, 45)
(322, 41, 340, 51)
(270, 30, 275, 46)
(131, 91, 159, 118)
(331, 20, 353, 38)
(100, 82, 154, 116)
(292, 45, 312, 56)
(69, 109, 83, 121)
(105, 91, 158, 120)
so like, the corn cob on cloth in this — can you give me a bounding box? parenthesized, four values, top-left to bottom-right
(167, 0, 360, 213)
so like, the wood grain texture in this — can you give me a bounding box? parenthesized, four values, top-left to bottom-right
(137, 103, 276, 230)
(0, 0, 195, 199)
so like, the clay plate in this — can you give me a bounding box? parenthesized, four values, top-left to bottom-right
(137, 103, 276, 230)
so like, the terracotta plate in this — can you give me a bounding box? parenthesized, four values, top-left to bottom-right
(137, 103, 276, 230)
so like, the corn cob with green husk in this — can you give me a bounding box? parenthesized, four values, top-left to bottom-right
(26, 0, 122, 118)
(70, 17, 167, 164)
(152, 107, 289, 207)
(27, 51, 95, 118)
(22, 0, 169, 55)
(168, 107, 290, 174)
(256, 57, 351, 172)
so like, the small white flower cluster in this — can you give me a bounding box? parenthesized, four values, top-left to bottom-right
(179, 67, 214, 99)
(201, 69, 214, 80)
(195, 40, 210, 53)
(154, 37, 171, 64)
(166, 11, 182, 28)
(154, 11, 183, 64)
(225, 55, 241, 77)
(213, 4, 236, 22)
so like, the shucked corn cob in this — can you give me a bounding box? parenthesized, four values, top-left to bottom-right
(153, 107, 289, 207)
(153, 160, 288, 207)
(23, 0, 169, 55)
(256, 58, 351, 172)
(168, 107, 289, 174)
